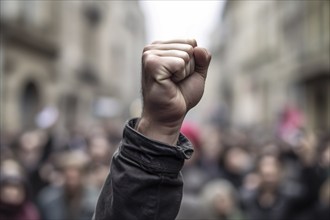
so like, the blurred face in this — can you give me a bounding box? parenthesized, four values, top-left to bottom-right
(258, 156, 281, 190)
(19, 132, 42, 169)
(0, 183, 25, 205)
(201, 126, 222, 162)
(243, 172, 260, 191)
(63, 167, 82, 190)
(225, 147, 251, 174)
(213, 191, 234, 215)
(89, 137, 112, 163)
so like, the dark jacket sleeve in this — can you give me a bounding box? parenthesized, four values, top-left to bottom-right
(93, 118, 193, 220)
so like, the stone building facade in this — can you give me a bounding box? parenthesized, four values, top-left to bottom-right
(209, 0, 329, 132)
(1, 1, 146, 134)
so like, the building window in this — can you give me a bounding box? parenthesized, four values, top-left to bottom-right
(21, 81, 40, 129)
(82, 2, 103, 27)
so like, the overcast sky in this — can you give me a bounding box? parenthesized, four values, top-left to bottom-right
(139, 1, 225, 49)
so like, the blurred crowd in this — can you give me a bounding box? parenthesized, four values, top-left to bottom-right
(177, 118, 329, 220)
(0, 109, 122, 220)
(0, 108, 329, 220)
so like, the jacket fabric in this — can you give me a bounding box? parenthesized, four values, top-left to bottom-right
(94, 118, 193, 220)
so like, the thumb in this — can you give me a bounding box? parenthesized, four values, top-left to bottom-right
(193, 47, 212, 78)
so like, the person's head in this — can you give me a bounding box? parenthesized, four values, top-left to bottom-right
(17, 130, 45, 170)
(256, 154, 282, 191)
(200, 124, 222, 162)
(57, 150, 89, 192)
(88, 135, 113, 165)
(0, 159, 27, 207)
(222, 146, 252, 175)
(181, 121, 202, 166)
(259, 141, 281, 158)
(201, 179, 238, 217)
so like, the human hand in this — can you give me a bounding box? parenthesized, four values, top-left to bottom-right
(136, 39, 211, 145)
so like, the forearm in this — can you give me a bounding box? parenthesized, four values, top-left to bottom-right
(94, 38, 210, 220)
(94, 118, 193, 220)
(136, 117, 183, 146)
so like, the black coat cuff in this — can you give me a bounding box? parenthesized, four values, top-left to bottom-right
(120, 118, 194, 174)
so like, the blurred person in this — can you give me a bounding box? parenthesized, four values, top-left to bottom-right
(219, 145, 253, 188)
(200, 179, 245, 220)
(85, 135, 114, 189)
(0, 159, 40, 220)
(87, 135, 114, 166)
(28, 106, 61, 195)
(93, 39, 211, 220)
(180, 121, 202, 166)
(241, 143, 327, 220)
(312, 178, 330, 220)
(34, 105, 59, 162)
(287, 132, 330, 219)
(13, 130, 52, 197)
(200, 124, 223, 179)
(276, 104, 304, 147)
(316, 135, 330, 176)
(176, 195, 204, 220)
(0, 145, 15, 163)
(180, 120, 212, 194)
(37, 150, 99, 220)
(67, 124, 88, 151)
(177, 123, 223, 220)
(103, 118, 123, 146)
(242, 154, 290, 220)
(176, 121, 212, 220)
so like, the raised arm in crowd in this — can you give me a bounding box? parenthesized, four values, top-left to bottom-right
(93, 39, 211, 220)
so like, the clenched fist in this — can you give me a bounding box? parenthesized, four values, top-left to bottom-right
(136, 39, 211, 145)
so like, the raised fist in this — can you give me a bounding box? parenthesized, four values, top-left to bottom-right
(136, 39, 211, 145)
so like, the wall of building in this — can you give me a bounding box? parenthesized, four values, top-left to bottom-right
(208, 0, 329, 131)
(1, 1, 146, 134)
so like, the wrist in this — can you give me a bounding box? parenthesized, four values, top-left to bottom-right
(136, 117, 182, 146)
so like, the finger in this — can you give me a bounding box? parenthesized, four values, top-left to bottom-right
(158, 56, 186, 83)
(193, 47, 212, 78)
(144, 43, 194, 55)
(163, 57, 195, 82)
(186, 57, 195, 78)
(159, 55, 195, 81)
(144, 50, 191, 63)
(152, 39, 197, 47)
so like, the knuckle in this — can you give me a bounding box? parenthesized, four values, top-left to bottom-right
(143, 44, 153, 53)
(189, 39, 197, 47)
(143, 54, 159, 71)
(182, 52, 190, 62)
(178, 58, 185, 67)
(176, 58, 186, 71)
(142, 50, 152, 60)
(186, 45, 194, 55)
